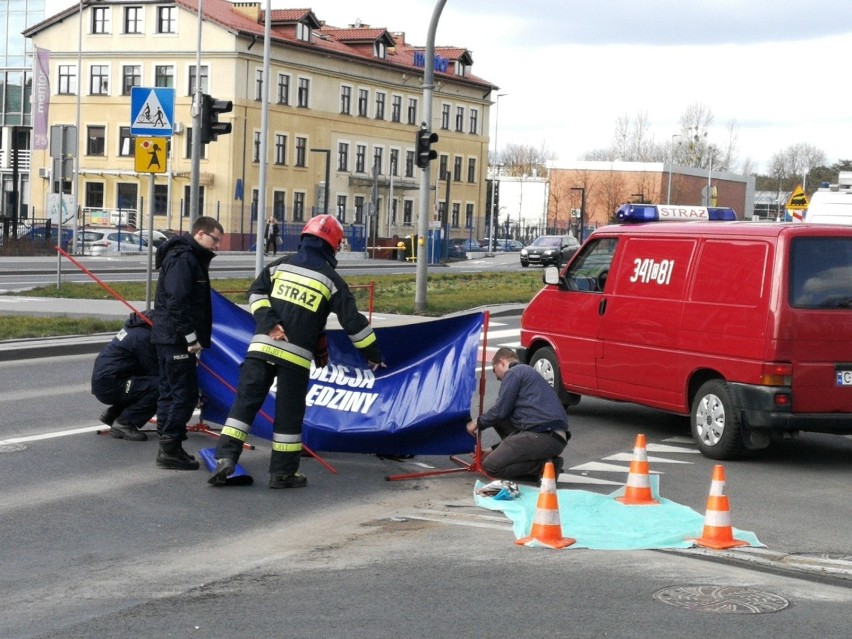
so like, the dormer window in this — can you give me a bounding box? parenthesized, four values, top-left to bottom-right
(297, 22, 312, 42)
(455, 60, 470, 77)
(374, 41, 386, 59)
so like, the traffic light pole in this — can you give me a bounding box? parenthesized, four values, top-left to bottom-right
(415, 0, 447, 313)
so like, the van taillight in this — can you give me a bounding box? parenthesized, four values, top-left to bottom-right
(761, 362, 792, 386)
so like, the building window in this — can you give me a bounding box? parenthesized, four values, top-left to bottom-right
(296, 22, 312, 42)
(273, 191, 286, 221)
(85, 182, 104, 208)
(354, 196, 365, 224)
(254, 69, 264, 101)
(58, 65, 77, 95)
(340, 85, 351, 114)
(455, 106, 464, 132)
(156, 6, 176, 34)
(293, 192, 305, 221)
(467, 157, 476, 183)
(92, 6, 111, 34)
(469, 108, 478, 134)
(297, 78, 310, 108)
(373, 147, 384, 175)
(274, 134, 287, 165)
(441, 104, 450, 130)
(405, 150, 414, 177)
(374, 41, 386, 59)
(122, 65, 140, 95)
(407, 98, 418, 125)
(403, 199, 413, 225)
(87, 126, 106, 156)
(338, 142, 349, 171)
(154, 184, 168, 215)
(124, 6, 143, 34)
(252, 131, 261, 163)
(337, 195, 347, 223)
(390, 149, 399, 176)
(453, 156, 462, 182)
(355, 144, 366, 173)
(391, 95, 402, 123)
(118, 127, 132, 156)
(390, 199, 398, 226)
(295, 137, 307, 167)
(90, 65, 109, 95)
(188, 65, 208, 95)
(358, 89, 368, 117)
(465, 203, 474, 228)
(375, 92, 386, 120)
(155, 65, 173, 88)
(452, 202, 460, 227)
(277, 73, 290, 105)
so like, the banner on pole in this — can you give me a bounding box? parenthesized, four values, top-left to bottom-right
(199, 291, 482, 456)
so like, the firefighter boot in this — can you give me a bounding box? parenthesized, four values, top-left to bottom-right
(156, 437, 200, 470)
(110, 418, 148, 441)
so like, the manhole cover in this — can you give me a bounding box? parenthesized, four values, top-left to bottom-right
(0, 443, 27, 453)
(653, 585, 789, 614)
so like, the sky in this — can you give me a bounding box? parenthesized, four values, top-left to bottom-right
(42, 0, 852, 174)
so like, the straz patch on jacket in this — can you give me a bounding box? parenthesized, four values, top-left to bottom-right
(270, 276, 326, 311)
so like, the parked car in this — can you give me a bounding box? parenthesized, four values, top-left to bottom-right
(131, 229, 173, 248)
(448, 238, 484, 259)
(519, 234, 581, 267)
(22, 226, 74, 252)
(78, 227, 148, 255)
(492, 239, 525, 252)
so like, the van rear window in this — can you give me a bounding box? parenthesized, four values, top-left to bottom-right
(789, 237, 852, 308)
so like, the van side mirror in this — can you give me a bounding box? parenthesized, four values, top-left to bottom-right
(543, 266, 560, 286)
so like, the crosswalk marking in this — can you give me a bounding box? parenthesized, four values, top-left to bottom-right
(602, 453, 692, 464)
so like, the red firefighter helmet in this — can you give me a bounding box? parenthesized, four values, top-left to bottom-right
(301, 214, 344, 251)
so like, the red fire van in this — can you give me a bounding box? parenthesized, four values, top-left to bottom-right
(519, 217, 852, 459)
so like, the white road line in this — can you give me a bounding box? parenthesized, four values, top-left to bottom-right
(603, 453, 692, 464)
(646, 443, 699, 453)
(557, 473, 624, 486)
(0, 424, 101, 445)
(571, 461, 663, 474)
(482, 328, 520, 339)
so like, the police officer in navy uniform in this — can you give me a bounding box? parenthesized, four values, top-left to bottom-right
(208, 214, 385, 488)
(151, 216, 223, 470)
(91, 311, 158, 441)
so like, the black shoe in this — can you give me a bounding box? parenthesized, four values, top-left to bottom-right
(110, 419, 148, 441)
(156, 440, 199, 470)
(268, 473, 307, 489)
(208, 458, 236, 486)
(99, 405, 122, 427)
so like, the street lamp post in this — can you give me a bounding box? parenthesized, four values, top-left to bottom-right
(310, 148, 331, 214)
(487, 93, 507, 257)
(570, 187, 585, 242)
(667, 133, 680, 204)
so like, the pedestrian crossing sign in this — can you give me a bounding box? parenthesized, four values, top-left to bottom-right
(135, 138, 167, 173)
(130, 87, 175, 137)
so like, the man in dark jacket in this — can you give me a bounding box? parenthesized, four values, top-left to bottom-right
(467, 348, 569, 482)
(151, 216, 223, 470)
(208, 214, 385, 489)
(91, 311, 158, 441)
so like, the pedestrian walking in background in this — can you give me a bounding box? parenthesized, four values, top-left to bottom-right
(264, 216, 280, 256)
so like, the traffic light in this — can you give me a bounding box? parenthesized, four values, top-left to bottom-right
(199, 93, 233, 144)
(415, 127, 438, 168)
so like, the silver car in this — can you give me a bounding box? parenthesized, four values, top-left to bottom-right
(78, 228, 148, 255)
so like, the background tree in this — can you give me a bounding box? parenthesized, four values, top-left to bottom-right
(498, 142, 555, 177)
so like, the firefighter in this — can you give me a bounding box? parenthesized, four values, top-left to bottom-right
(91, 311, 158, 441)
(208, 214, 385, 489)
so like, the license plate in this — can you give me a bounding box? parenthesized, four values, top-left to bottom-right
(836, 367, 852, 386)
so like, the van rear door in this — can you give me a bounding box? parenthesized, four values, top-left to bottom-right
(783, 233, 852, 413)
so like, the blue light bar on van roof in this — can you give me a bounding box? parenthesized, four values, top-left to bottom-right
(615, 204, 738, 223)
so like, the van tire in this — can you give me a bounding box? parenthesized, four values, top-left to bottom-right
(691, 380, 746, 460)
(529, 347, 579, 407)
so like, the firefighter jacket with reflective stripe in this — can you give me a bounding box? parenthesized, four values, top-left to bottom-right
(245, 236, 382, 369)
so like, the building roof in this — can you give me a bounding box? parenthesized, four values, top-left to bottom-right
(25, 0, 494, 90)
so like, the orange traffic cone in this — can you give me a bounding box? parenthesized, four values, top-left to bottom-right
(691, 465, 749, 549)
(616, 433, 659, 505)
(516, 461, 575, 549)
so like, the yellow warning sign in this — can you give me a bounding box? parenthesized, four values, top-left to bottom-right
(786, 185, 809, 210)
(135, 138, 166, 174)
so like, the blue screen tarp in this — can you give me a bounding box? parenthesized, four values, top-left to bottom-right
(199, 291, 483, 456)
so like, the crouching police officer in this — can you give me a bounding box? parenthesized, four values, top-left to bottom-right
(208, 214, 385, 489)
(91, 311, 158, 441)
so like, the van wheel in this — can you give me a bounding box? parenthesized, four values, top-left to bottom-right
(691, 380, 746, 460)
(529, 347, 580, 406)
